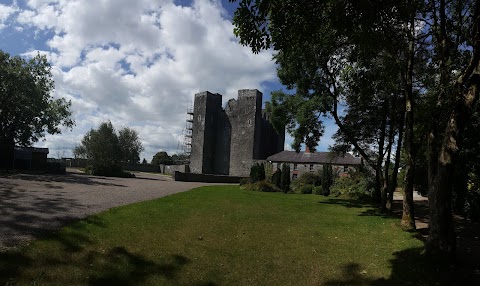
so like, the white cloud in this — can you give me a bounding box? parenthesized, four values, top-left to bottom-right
(11, 0, 277, 159)
(0, 3, 17, 30)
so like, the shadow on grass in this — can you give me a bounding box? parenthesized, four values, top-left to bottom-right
(88, 249, 191, 285)
(325, 247, 479, 285)
(322, 197, 480, 285)
(0, 227, 200, 285)
(318, 198, 377, 209)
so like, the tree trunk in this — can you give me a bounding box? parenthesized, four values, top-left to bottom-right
(382, 119, 394, 213)
(427, 74, 480, 256)
(387, 101, 405, 211)
(377, 104, 387, 207)
(426, 0, 480, 257)
(401, 13, 416, 229)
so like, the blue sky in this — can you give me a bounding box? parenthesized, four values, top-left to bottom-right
(0, 0, 337, 160)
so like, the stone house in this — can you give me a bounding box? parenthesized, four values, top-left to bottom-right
(266, 148, 362, 180)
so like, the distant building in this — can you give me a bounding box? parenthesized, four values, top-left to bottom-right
(266, 148, 362, 180)
(189, 89, 285, 177)
(14, 147, 49, 171)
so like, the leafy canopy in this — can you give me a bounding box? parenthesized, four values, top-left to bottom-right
(0, 50, 74, 146)
(75, 121, 144, 168)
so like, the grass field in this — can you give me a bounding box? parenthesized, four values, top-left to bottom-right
(0, 186, 447, 285)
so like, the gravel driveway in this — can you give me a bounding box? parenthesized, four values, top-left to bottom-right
(0, 169, 212, 250)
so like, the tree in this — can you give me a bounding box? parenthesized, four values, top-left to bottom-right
(0, 50, 74, 169)
(75, 121, 143, 176)
(272, 168, 282, 189)
(171, 153, 189, 164)
(230, 0, 480, 255)
(73, 144, 87, 159)
(250, 162, 266, 183)
(118, 127, 144, 164)
(151, 151, 172, 165)
(280, 163, 290, 193)
(81, 121, 122, 174)
(142, 158, 147, 164)
(322, 165, 334, 196)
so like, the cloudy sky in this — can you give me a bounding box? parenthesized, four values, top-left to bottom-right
(0, 0, 337, 161)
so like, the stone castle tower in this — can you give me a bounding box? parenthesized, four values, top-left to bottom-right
(189, 89, 285, 177)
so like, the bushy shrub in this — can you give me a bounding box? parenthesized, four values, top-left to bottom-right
(330, 174, 374, 199)
(264, 162, 274, 183)
(298, 184, 314, 194)
(246, 180, 282, 192)
(250, 163, 266, 183)
(85, 165, 135, 178)
(313, 186, 323, 195)
(272, 169, 282, 189)
(292, 172, 321, 190)
(239, 178, 250, 186)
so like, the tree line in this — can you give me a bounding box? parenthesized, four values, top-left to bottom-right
(230, 0, 480, 257)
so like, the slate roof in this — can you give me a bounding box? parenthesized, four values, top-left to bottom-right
(266, 151, 362, 165)
(15, 147, 49, 154)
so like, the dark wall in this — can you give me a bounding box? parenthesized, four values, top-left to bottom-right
(202, 92, 222, 174)
(123, 163, 160, 173)
(213, 110, 231, 175)
(31, 152, 47, 171)
(190, 91, 221, 174)
(261, 111, 285, 158)
(174, 171, 244, 183)
(0, 142, 14, 169)
(228, 89, 261, 176)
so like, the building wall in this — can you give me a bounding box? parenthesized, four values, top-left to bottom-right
(31, 152, 47, 171)
(228, 89, 262, 176)
(190, 89, 285, 177)
(213, 110, 231, 175)
(272, 162, 357, 180)
(190, 91, 222, 174)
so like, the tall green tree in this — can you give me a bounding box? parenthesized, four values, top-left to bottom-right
(118, 127, 144, 164)
(81, 121, 122, 173)
(230, 0, 480, 256)
(151, 151, 172, 165)
(280, 163, 291, 193)
(236, 0, 413, 217)
(0, 51, 74, 169)
(76, 122, 143, 175)
(321, 165, 333, 196)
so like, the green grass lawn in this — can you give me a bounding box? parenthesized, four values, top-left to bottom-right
(0, 186, 442, 285)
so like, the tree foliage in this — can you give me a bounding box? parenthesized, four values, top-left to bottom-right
(321, 165, 334, 196)
(76, 122, 143, 176)
(151, 151, 172, 165)
(230, 0, 480, 256)
(118, 127, 144, 164)
(249, 162, 266, 183)
(280, 163, 291, 193)
(0, 50, 73, 168)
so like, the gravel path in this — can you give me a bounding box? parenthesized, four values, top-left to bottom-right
(0, 169, 213, 250)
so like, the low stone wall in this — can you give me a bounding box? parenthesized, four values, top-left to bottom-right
(174, 171, 244, 183)
(123, 164, 160, 173)
(163, 164, 190, 175)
